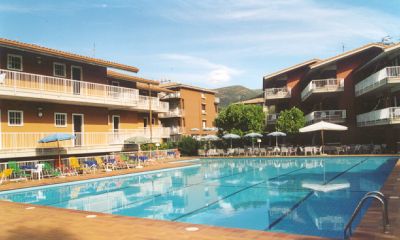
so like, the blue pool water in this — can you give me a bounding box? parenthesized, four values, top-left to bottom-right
(0, 156, 397, 239)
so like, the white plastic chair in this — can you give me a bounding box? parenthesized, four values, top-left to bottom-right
(32, 164, 44, 180)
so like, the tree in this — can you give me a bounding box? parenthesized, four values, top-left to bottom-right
(276, 107, 306, 134)
(215, 104, 265, 136)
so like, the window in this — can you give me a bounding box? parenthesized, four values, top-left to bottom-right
(202, 120, 206, 128)
(201, 104, 206, 110)
(8, 110, 23, 126)
(53, 63, 66, 77)
(55, 113, 67, 127)
(7, 54, 23, 71)
(111, 81, 120, 86)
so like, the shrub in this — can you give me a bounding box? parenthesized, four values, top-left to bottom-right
(178, 136, 200, 156)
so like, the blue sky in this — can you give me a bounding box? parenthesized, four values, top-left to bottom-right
(1, 0, 400, 89)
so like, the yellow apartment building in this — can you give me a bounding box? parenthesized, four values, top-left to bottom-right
(159, 82, 219, 140)
(0, 38, 172, 160)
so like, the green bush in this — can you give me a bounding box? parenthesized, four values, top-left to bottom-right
(178, 136, 200, 156)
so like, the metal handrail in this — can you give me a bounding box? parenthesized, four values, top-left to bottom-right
(344, 191, 389, 239)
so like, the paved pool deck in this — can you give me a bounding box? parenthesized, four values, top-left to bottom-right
(0, 155, 398, 239)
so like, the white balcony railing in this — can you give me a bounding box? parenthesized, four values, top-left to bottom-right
(136, 96, 169, 112)
(357, 107, 400, 127)
(170, 126, 184, 135)
(0, 127, 171, 150)
(159, 108, 183, 118)
(0, 69, 168, 112)
(163, 92, 181, 99)
(305, 110, 346, 124)
(301, 78, 344, 101)
(215, 97, 220, 104)
(355, 66, 400, 97)
(202, 110, 206, 115)
(266, 113, 279, 124)
(264, 87, 291, 100)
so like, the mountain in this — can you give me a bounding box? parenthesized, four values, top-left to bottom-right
(214, 85, 263, 108)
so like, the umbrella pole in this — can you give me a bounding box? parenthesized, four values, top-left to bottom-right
(275, 136, 278, 147)
(230, 139, 233, 149)
(321, 130, 325, 154)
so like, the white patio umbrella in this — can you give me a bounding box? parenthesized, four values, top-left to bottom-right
(267, 131, 286, 147)
(202, 135, 220, 141)
(222, 133, 241, 149)
(299, 121, 348, 153)
(244, 132, 263, 150)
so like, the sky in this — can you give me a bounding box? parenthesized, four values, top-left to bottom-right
(1, 0, 400, 89)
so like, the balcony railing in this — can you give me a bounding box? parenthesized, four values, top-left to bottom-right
(357, 107, 400, 127)
(355, 66, 400, 97)
(0, 127, 171, 150)
(0, 69, 168, 112)
(266, 113, 279, 124)
(159, 108, 183, 118)
(170, 126, 184, 135)
(163, 92, 181, 99)
(264, 87, 291, 100)
(215, 97, 220, 104)
(305, 110, 346, 124)
(301, 78, 344, 101)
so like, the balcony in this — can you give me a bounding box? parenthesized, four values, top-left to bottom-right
(163, 92, 181, 99)
(215, 97, 220, 104)
(137, 96, 169, 113)
(159, 108, 183, 118)
(266, 113, 279, 125)
(0, 127, 171, 157)
(202, 110, 207, 115)
(264, 87, 291, 100)
(0, 69, 168, 112)
(170, 126, 184, 135)
(357, 107, 400, 127)
(305, 110, 346, 124)
(301, 78, 344, 101)
(355, 66, 400, 97)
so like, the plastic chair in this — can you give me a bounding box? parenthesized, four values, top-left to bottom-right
(0, 169, 13, 185)
(31, 164, 44, 180)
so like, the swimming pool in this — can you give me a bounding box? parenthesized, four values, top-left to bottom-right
(0, 156, 397, 239)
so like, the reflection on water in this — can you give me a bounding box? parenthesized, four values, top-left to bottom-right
(0, 157, 396, 239)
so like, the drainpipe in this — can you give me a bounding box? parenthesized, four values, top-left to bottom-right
(148, 83, 153, 143)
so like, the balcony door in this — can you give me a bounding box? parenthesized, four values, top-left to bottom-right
(72, 114, 84, 146)
(71, 66, 82, 95)
(112, 115, 120, 132)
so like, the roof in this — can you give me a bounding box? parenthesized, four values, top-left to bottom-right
(310, 43, 386, 70)
(355, 42, 400, 74)
(107, 70, 159, 85)
(136, 82, 173, 93)
(0, 38, 139, 73)
(234, 97, 264, 105)
(263, 59, 320, 80)
(160, 82, 217, 94)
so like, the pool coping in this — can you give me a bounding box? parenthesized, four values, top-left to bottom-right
(0, 155, 398, 240)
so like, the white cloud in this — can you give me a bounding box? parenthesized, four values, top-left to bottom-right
(157, 54, 242, 86)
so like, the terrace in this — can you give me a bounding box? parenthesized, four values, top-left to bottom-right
(355, 66, 400, 97)
(301, 78, 344, 101)
(357, 107, 400, 127)
(0, 127, 171, 158)
(264, 87, 291, 100)
(305, 110, 346, 124)
(158, 108, 184, 118)
(0, 69, 169, 112)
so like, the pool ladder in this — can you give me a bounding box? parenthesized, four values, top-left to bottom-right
(343, 191, 390, 239)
